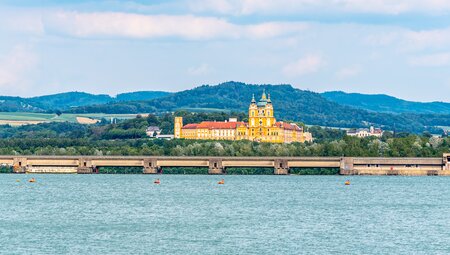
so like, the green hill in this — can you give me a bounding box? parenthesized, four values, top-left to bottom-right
(0, 96, 42, 112)
(29, 92, 112, 110)
(322, 91, 450, 114)
(0, 91, 170, 112)
(67, 81, 450, 133)
(116, 91, 172, 101)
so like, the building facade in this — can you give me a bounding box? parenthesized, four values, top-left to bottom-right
(174, 91, 313, 143)
(347, 126, 383, 138)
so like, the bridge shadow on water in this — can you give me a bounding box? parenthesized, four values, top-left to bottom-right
(96, 166, 340, 175)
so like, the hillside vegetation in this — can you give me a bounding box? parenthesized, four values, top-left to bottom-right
(0, 91, 170, 112)
(1, 82, 449, 133)
(0, 114, 447, 159)
(322, 91, 450, 114)
(68, 82, 450, 133)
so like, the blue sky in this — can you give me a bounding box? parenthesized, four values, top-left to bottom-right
(1, 0, 450, 102)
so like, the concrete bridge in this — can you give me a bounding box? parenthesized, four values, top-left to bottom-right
(1, 154, 449, 175)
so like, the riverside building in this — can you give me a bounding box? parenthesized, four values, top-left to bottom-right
(174, 91, 313, 143)
(346, 126, 383, 138)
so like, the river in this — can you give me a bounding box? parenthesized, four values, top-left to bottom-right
(1, 174, 449, 254)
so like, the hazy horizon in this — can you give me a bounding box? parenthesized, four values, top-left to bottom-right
(1, 1, 450, 101)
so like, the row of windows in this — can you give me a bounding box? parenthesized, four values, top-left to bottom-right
(250, 110, 271, 117)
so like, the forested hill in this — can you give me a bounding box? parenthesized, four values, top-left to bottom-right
(0, 91, 170, 112)
(68, 82, 450, 133)
(116, 91, 171, 101)
(322, 91, 450, 114)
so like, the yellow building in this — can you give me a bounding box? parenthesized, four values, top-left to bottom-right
(174, 91, 313, 143)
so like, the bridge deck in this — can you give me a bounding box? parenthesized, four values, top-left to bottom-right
(0, 155, 447, 175)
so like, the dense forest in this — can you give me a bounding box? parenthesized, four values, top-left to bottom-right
(0, 113, 447, 158)
(67, 82, 450, 133)
(322, 91, 450, 114)
(0, 91, 170, 112)
(0, 133, 447, 158)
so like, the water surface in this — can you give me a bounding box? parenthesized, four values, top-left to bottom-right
(1, 175, 450, 254)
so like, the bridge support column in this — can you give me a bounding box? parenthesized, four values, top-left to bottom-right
(77, 167, 95, 174)
(274, 159, 289, 175)
(208, 158, 224, 174)
(13, 157, 27, 173)
(444, 155, 450, 171)
(143, 158, 159, 174)
(78, 158, 94, 174)
(340, 157, 354, 175)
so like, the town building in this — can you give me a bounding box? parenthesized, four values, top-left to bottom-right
(174, 91, 313, 143)
(146, 126, 161, 137)
(347, 126, 383, 138)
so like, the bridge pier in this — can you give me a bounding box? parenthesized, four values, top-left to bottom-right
(78, 158, 94, 174)
(13, 166, 26, 173)
(208, 158, 224, 174)
(274, 159, 289, 175)
(340, 157, 354, 175)
(444, 154, 450, 171)
(143, 158, 159, 174)
(77, 167, 94, 174)
(13, 157, 27, 173)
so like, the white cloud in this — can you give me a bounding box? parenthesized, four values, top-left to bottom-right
(188, 63, 212, 75)
(0, 9, 44, 35)
(42, 11, 307, 40)
(188, 0, 450, 15)
(404, 28, 450, 50)
(336, 66, 361, 79)
(282, 55, 325, 76)
(364, 32, 400, 47)
(409, 52, 450, 67)
(364, 27, 450, 51)
(0, 45, 37, 92)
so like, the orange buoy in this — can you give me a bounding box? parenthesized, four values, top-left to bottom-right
(344, 180, 350, 185)
(218, 179, 225, 185)
(154, 179, 161, 184)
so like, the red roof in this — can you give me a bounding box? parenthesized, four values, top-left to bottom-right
(275, 122, 302, 131)
(182, 121, 245, 130)
(182, 123, 199, 129)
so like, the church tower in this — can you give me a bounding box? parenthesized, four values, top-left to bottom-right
(248, 90, 276, 141)
(174, 117, 183, 138)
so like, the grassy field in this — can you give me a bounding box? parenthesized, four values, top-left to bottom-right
(0, 112, 141, 126)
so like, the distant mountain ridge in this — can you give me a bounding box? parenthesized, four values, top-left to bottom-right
(322, 91, 450, 114)
(0, 91, 171, 112)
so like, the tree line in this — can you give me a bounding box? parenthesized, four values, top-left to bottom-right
(0, 112, 447, 157)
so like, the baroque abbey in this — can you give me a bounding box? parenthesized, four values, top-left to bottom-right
(174, 91, 313, 143)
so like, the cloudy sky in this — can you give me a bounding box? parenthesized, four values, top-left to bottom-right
(1, 0, 450, 101)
